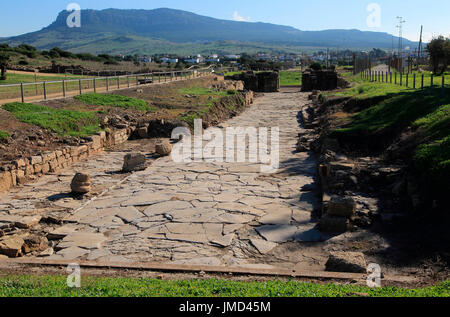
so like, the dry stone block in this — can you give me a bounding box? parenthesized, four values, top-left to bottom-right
(320, 215, 349, 233)
(325, 251, 367, 273)
(138, 127, 148, 138)
(41, 163, 50, 174)
(71, 173, 91, 194)
(122, 153, 147, 173)
(155, 140, 173, 156)
(0, 172, 12, 192)
(325, 196, 356, 217)
(0, 236, 24, 258)
(30, 156, 43, 165)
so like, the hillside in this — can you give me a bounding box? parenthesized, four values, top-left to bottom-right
(4, 8, 418, 55)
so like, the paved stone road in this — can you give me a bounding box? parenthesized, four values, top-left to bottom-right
(2, 89, 335, 270)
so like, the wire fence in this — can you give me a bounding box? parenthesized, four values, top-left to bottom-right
(0, 68, 216, 105)
(361, 69, 449, 96)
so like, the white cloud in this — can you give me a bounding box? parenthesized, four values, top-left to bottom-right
(233, 11, 250, 22)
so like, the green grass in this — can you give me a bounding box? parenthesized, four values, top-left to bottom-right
(329, 73, 450, 193)
(0, 276, 448, 297)
(178, 87, 231, 97)
(224, 71, 243, 77)
(280, 71, 302, 86)
(1, 102, 101, 137)
(74, 93, 156, 112)
(0, 130, 9, 140)
(0, 73, 89, 85)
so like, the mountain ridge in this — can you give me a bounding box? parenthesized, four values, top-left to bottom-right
(4, 8, 418, 55)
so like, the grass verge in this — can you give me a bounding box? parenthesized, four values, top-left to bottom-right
(280, 71, 302, 86)
(178, 87, 232, 97)
(74, 93, 156, 112)
(1, 102, 101, 137)
(0, 130, 9, 140)
(0, 276, 448, 297)
(329, 73, 450, 196)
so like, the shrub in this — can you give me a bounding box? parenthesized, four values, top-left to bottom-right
(310, 63, 322, 71)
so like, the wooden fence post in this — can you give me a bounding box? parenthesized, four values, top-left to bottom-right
(79, 79, 82, 95)
(406, 73, 408, 87)
(413, 74, 416, 89)
(421, 74, 424, 89)
(62, 80, 66, 97)
(43, 82, 47, 100)
(106, 77, 109, 91)
(430, 75, 434, 94)
(20, 83, 24, 102)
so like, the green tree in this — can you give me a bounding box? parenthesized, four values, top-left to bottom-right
(426, 36, 450, 75)
(0, 53, 10, 80)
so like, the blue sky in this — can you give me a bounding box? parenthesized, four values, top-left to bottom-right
(1, 0, 449, 42)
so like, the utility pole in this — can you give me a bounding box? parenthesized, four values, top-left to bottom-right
(326, 48, 329, 69)
(396, 16, 406, 72)
(418, 25, 423, 60)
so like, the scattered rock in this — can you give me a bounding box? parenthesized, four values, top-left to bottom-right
(325, 251, 367, 273)
(23, 235, 49, 254)
(71, 173, 91, 194)
(155, 139, 172, 156)
(0, 236, 24, 258)
(38, 248, 54, 257)
(122, 153, 147, 173)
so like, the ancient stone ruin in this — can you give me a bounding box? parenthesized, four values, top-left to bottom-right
(70, 173, 91, 194)
(225, 71, 280, 92)
(155, 139, 173, 156)
(122, 153, 147, 173)
(301, 70, 338, 91)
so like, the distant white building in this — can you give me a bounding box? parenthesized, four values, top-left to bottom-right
(138, 56, 152, 63)
(206, 54, 220, 63)
(184, 58, 201, 64)
(160, 57, 179, 63)
(224, 54, 241, 60)
(256, 53, 272, 61)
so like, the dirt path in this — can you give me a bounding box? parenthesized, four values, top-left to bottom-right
(0, 74, 205, 105)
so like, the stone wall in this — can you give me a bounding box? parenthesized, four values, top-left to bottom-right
(0, 129, 129, 193)
(301, 70, 338, 91)
(225, 72, 279, 92)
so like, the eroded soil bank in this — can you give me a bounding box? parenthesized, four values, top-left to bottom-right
(298, 91, 449, 285)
